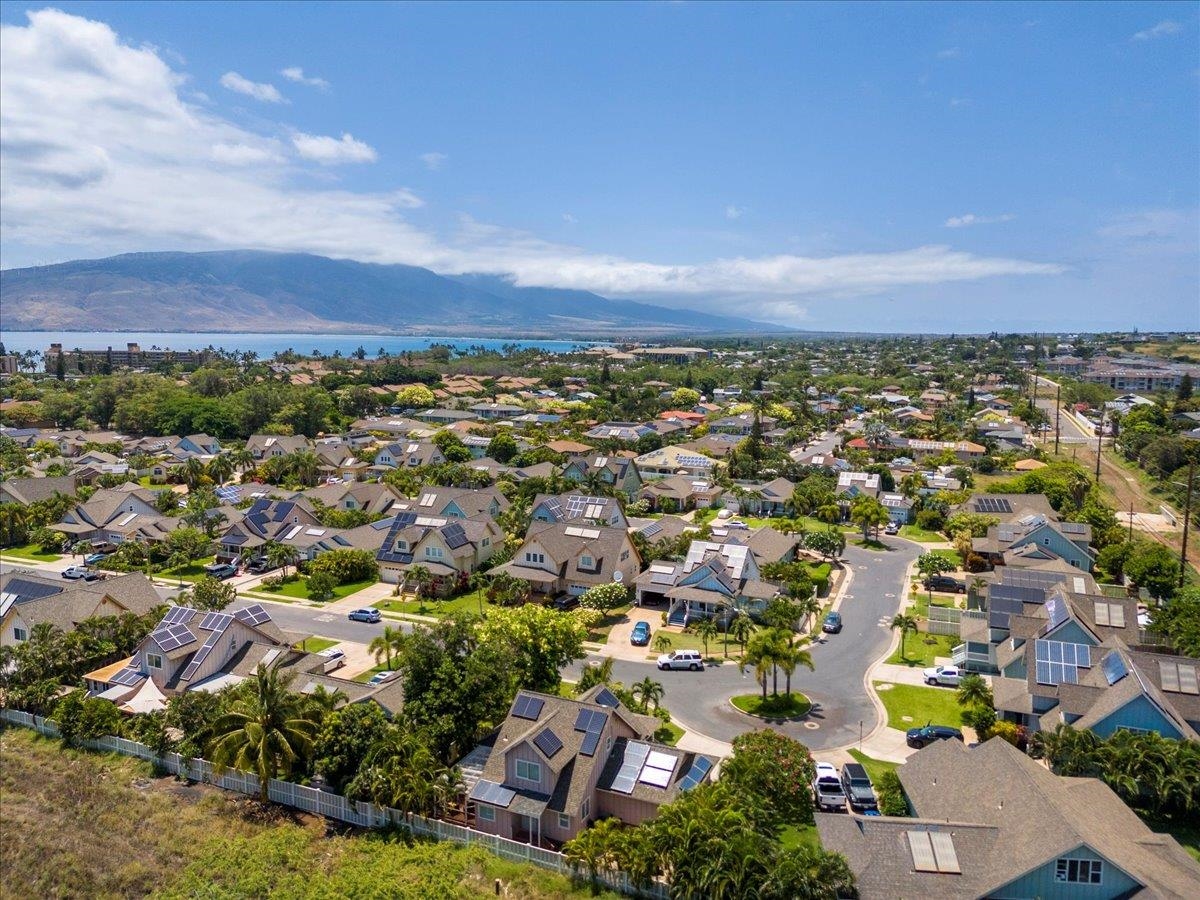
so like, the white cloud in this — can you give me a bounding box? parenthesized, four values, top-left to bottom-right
(291, 131, 378, 165)
(945, 213, 1016, 228)
(420, 151, 447, 170)
(280, 66, 329, 90)
(725, 204, 744, 220)
(0, 8, 1067, 326)
(562, 213, 578, 224)
(1133, 20, 1181, 41)
(948, 97, 971, 108)
(937, 47, 962, 59)
(219, 71, 285, 103)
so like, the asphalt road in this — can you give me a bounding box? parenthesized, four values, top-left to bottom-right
(566, 537, 922, 752)
(1031, 375, 1095, 445)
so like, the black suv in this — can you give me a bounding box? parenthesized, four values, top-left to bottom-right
(905, 724, 965, 749)
(923, 574, 966, 594)
(839, 763, 878, 812)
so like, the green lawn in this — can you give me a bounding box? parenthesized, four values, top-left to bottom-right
(899, 524, 947, 543)
(587, 602, 633, 642)
(887, 631, 958, 667)
(376, 588, 492, 618)
(160, 555, 217, 583)
(352, 663, 394, 684)
(257, 576, 376, 602)
(0, 543, 63, 562)
(649, 627, 740, 662)
(874, 681, 964, 731)
(294, 636, 337, 653)
(731, 692, 811, 718)
(656, 721, 685, 746)
(848, 750, 899, 783)
(1139, 811, 1200, 862)
(926, 548, 963, 568)
(779, 824, 822, 850)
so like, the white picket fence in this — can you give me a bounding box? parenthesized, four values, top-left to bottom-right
(0, 708, 666, 899)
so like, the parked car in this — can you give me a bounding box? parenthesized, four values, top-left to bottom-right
(83, 552, 108, 566)
(657, 649, 704, 671)
(348, 608, 382, 624)
(630, 621, 652, 646)
(840, 763, 878, 812)
(204, 562, 238, 580)
(812, 762, 847, 812)
(81, 570, 107, 582)
(822, 611, 843, 634)
(367, 670, 395, 685)
(884, 521, 901, 535)
(88, 541, 118, 554)
(61, 565, 89, 580)
(905, 724, 965, 749)
(552, 595, 580, 611)
(923, 664, 963, 687)
(246, 557, 273, 574)
(922, 574, 966, 594)
(317, 648, 346, 672)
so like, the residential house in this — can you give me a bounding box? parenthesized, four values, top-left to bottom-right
(836, 471, 881, 500)
(709, 413, 777, 437)
(469, 402, 525, 420)
(879, 492, 915, 525)
(583, 422, 655, 443)
(634, 536, 778, 625)
(463, 686, 716, 846)
(633, 444, 717, 480)
(729, 477, 795, 517)
(416, 408, 478, 426)
(54, 486, 178, 547)
(402, 485, 509, 521)
(957, 493, 1058, 522)
(375, 511, 502, 591)
(676, 433, 742, 460)
(818, 737, 1200, 899)
(1, 571, 161, 647)
(245, 434, 310, 461)
(373, 440, 447, 469)
(640, 475, 723, 513)
(0, 474, 79, 506)
(972, 513, 1095, 573)
(562, 455, 643, 499)
(300, 481, 406, 517)
(217, 497, 323, 562)
(491, 522, 640, 598)
(530, 493, 628, 529)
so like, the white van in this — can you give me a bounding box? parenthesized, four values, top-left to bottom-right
(657, 649, 704, 671)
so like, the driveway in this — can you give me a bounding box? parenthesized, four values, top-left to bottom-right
(565, 537, 923, 753)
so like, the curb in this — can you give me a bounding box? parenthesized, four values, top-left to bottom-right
(726, 695, 813, 723)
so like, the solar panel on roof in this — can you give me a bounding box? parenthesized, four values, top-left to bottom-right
(199, 611, 234, 632)
(0, 577, 64, 604)
(512, 694, 544, 720)
(533, 728, 564, 759)
(180, 618, 232, 681)
(593, 687, 620, 709)
(110, 666, 145, 687)
(442, 523, 469, 549)
(152, 623, 197, 652)
(611, 773, 637, 794)
(929, 831, 962, 874)
(233, 603, 271, 627)
(990, 583, 1047, 606)
(1101, 650, 1128, 686)
(679, 757, 712, 791)
(162, 605, 197, 625)
(641, 521, 663, 538)
(1060, 522, 1088, 535)
(1177, 664, 1199, 695)
(469, 779, 515, 808)
(581, 731, 602, 757)
(1043, 595, 1069, 633)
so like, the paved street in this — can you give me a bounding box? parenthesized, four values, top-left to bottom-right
(566, 537, 922, 752)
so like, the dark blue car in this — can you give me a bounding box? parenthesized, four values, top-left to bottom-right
(822, 611, 843, 633)
(630, 621, 652, 646)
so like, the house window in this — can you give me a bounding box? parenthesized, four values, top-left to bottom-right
(478, 805, 496, 822)
(147, 653, 163, 669)
(515, 759, 541, 783)
(482, 538, 490, 547)
(524, 552, 545, 565)
(558, 813, 570, 830)
(1056, 858, 1103, 884)
(426, 546, 444, 559)
(12, 626, 28, 642)
(620, 550, 629, 561)
(580, 555, 594, 570)
(395, 540, 408, 550)
(581, 799, 590, 820)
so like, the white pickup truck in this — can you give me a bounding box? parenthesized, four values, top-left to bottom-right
(923, 664, 963, 687)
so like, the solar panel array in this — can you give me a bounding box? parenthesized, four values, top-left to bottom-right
(1060, 522, 1088, 535)
(974, 497, 1013, 514)
(1092, 601, 1126, 629)
(1042, 594, 1069, 634)
(679, 756, 712, 791)
(565, 495, 608, 518)
(162, 605, 197, 625)
(1018, 513, 1047, 529)
(987, 595, 1026, 630)
(1000, 569, 1069, 589)
(0, 577, 64, 604)
(1101, 650, 1129, 686)
(1035, 639, 1092, 685)
(199, 611, 234, 632)
(442, 522, 469, 549)
(907, 830, 962, 874)
(575, 708, 608, 757)
(151, 623, 197, 652)
(638, 750, 678, 789)
(990, 583, 1048, 607)
(610, 741, 651, 794)
(110, 666, 145, 687)
(215, 485, 242, 503)
(180, 617, 234, 682)
(640, 521, 663, 538)
(1159, 660, 1200, 695)
(533, 727, 564, 759)
(512, 694, 544, 721)
(233, 604, 271, 627)
(470, 779, 516, 808)
(592, 687, 620, 709)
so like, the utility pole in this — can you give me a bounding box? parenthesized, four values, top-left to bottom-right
(1054, 384, 1061, 456)
(1094, 409, 1104, 484)
(1031, 367, 1039, 440)
(1182, 458, 1195, 590)
(1128, 500, 1134, 544)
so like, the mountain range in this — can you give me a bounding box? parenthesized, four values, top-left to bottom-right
(0, 251, 782, 336)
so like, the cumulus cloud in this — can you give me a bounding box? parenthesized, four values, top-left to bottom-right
(945, 213, 1016, 228)
(0, 8, 1067, 325)
(280, 66, 329, 90)
(219, 71, 285, 103)
(420, 151, 447, 170)
(725, 204, 744, 220)
(1133, 20, 1181, 41)
(291, 131, 378, 165)
(562, 213, 578, 224)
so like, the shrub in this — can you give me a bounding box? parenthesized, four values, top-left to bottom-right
(307, 548, 378, 585)
(307, 571, 338, 601)
(988, 719, 1021, 747)
(260, 575, 284, 589)
(53, 690, 121, 748)
(914, 509, 944, 531)
(874, 769, 907, 816)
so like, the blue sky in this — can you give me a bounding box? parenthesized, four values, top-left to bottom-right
(1, 2, 1196, 332)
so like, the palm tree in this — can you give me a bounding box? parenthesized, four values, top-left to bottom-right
(207, 454, 234, 486)
(208, 661, 320, 802)
(694, 617, 718, 657)
(405, 564, 434, 602)
(851, 495, 890, 542)
(262, 540, 296, 578)
(815, 499, 842, 525)
(181, 457, 207, 491)
(898, 471, 925, 500)
(730, 612, 754, 656)
(230, 447, 257, 479)
(574, 657, 615, 695)
(956, 673, 993, 710)
(369, 625, 407, 669)
(740, 632, 775, 700)
(632, 676, 665, 713)
(890, 613, 918, 661)
(0, 503, 29, 547)
(348, 727, 447, 821)
(306, 684, 348, 713)
(289, 450, 320, 487)
(563, 818, 624, 891)
(778, 638, 815, 698)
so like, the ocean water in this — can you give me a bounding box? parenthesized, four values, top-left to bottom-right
(0, 331, 603, 359)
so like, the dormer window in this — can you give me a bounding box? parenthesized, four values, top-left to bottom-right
(580, 555, 594, 570)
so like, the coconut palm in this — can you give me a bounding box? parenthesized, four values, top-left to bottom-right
(851, 495, 890, 541)
(729, 612, 755, 655)
(815, 499, 842, 525)
(230, 447, 257, 478)
(889, 613, 919, 661)
(632, 676, 665, 713)
(956, 673, 993, 710)
(694, 617, 718, 657)
(208, 661, 320, 802)
(262, 540, 296, 578)
(207, 454, 234, 486)
(347, 727, 447, 820)
(289, 451, 321, 487)
(898, 471, 925, 500)
(305, 684, 348, 713)
(405, 564, 434, 602)
(778, 638, 815, 698)
(180, 457, 208, 491)
(863, 419, 891, 449)
(740, 632, 775, 700)
(369, 625, 407, 669)
(574, 657, 615, 695)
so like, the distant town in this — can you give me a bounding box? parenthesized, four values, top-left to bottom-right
(2, 330, 1199, 897)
